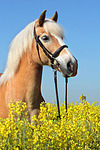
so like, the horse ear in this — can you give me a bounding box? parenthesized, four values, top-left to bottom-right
(38, 10, 47, 26)
(50, 11, 58, 22)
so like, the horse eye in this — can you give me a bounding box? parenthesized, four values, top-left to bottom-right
(41, 35, 49, 41)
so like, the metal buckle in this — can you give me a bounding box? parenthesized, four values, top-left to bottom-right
(51, 58, 59, 70)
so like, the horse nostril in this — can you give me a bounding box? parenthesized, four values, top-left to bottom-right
(67, 61, 71, 68)
(67, 61, 73, 72)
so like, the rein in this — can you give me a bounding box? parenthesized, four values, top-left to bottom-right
(54, 71, 68, 118)
(34, 26, 68, 118)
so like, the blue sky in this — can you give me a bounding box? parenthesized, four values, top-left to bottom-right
(0, 0, 100, 104)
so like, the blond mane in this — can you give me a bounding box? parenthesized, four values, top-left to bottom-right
(0, 19, 64, 85)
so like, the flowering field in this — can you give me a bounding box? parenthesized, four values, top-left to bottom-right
(0, 96, 100, 150)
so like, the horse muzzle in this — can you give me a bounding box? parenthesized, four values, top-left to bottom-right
(56, 57, 78, 77)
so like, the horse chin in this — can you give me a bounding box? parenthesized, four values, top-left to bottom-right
(56, 66, 77, 78)
(55, 67, 70, 77)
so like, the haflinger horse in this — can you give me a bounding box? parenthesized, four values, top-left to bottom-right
(0, 10, 78, 123)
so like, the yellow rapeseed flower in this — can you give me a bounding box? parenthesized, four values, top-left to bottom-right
(0, 96, 100, 149)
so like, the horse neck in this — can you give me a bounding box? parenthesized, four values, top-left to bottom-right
(9, 48, 43, 102)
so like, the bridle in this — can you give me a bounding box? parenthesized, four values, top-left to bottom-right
(34, 26, 68, 118)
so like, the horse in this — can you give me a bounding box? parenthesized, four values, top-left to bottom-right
(0, 10, 78, 123)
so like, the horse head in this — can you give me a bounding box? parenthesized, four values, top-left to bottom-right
(33, 10, 78, 77)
